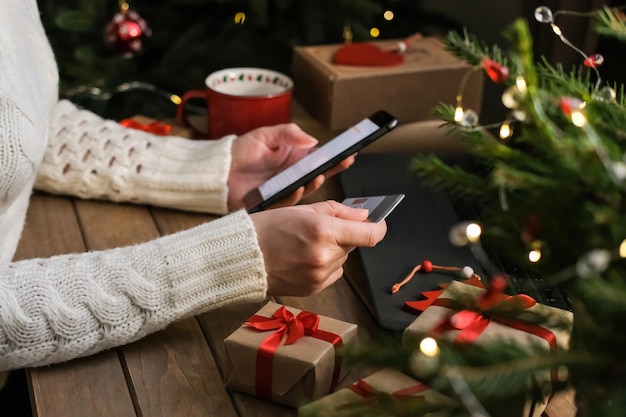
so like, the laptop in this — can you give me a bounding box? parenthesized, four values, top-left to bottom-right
(339, 153, 570, 331)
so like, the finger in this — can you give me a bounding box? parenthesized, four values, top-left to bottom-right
(309, 200, 370, 221)
(268, 186, 305, 209)
(301, 175, 325, 198)
(269, 123, 319, 150)
(324, 154, 356, 178)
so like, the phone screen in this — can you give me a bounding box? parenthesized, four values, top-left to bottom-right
(258, 118, 379, 201)
(244, 110, 397, 212)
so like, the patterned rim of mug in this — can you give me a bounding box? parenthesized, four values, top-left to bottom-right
(207, 68, 293, 93)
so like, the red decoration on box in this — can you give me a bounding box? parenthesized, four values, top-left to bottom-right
(119, 118, 172, 135)
(245, 306, 343, 400)
(334, 42, 405, 66)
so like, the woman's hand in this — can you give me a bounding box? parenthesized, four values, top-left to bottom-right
(227, 123, 355, 210)
(250, 200, 387, 296)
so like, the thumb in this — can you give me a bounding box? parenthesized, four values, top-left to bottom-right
(271, 123, 319, 150)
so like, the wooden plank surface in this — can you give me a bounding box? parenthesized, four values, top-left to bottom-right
(73, 200, 240, 417)
(14, 193, 137, 417)
(14, 184, 576, 417)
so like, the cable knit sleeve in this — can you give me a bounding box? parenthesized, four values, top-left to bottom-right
(0, 210, 267, 371)
(35, 100, 234, 214)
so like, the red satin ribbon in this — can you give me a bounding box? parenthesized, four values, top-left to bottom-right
(347, 379, 428, 398)
(245, 306, 344, 400)
(119, 118, 173, 135)
(431, 295, 559, 398)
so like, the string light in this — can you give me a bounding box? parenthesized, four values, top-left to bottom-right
(534, 6, 604, 90)
(234, 12, 246, 24)
(369, 27, 380, 38)
(419, 337, 440, 357)
(449, 221, 482, 246)
(499, 120, 513, 139)
(383, 10, 394, 21)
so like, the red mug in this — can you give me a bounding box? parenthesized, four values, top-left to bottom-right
(177, 67, 294, 139)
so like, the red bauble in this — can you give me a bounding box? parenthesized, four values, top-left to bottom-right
(482, 58, 509, 84)
(105, 10, 151, 57)
(420, 260, 433, 273)
(583, 53, 604, 68)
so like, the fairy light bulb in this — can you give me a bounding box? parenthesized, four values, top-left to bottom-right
(570, 108, 588, 127)
(576, 249, 612, 277)
(527, 240, 544, 263)
(619, 239, 626, 258)
(383, 10, 394, 20)
(466, 222, 482, 242)
(515, 76, 527, 94)
(534, 6, 554, 23)
(454, 103, 464, 122)
(419, 337, 440, 357)
(370, 27, 380, 37)
(551, 23, 562, 36)
(499, 121, 513, 139)
(234, 12, 246, 24)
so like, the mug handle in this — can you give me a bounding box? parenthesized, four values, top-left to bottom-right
(176, 89, 208, 129)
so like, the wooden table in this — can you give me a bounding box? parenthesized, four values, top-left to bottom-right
(13, 175, 576, 417)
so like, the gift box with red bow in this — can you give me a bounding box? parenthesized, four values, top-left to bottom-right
(402, 279, 573, 417)
(223, 301, 358, 407)
(297, 367, 458, 417)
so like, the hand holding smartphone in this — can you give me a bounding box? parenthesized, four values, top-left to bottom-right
(244, 110, 398, 212)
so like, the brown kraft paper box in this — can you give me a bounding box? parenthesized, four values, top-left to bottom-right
(298, 367, 459, 417)
(223, 301, 358, 407)
(292, 37, 484, 131)
(402, 280, 573, 417)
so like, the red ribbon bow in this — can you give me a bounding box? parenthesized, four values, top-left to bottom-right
(119, 118, 173, 135)
(427, 278, 560, 400)
(245, 306, 343, 399)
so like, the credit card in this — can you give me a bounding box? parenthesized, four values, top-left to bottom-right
(341, 194, 405, 223)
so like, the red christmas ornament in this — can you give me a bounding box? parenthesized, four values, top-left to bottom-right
(105, 9, 151, 57)
(559, 96, 582, 117)
(482, 58, 509, 83)
(583, 53, 604, 68)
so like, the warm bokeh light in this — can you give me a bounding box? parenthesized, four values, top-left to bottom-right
(619, 239, 626, 258)
(383, 10, 394, 20)
(466, 222, 482, 242)
(370, 27, 380, 37)
(528, 249, 542, 263)
(571, 109, 588, 127)
(234, 12, 246, 24)
(419, 337, 440, 357)
(499, 121, 513, 139)
(454, 105, 464, 122)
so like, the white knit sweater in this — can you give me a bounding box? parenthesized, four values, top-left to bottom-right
(0, 0, 267, 372)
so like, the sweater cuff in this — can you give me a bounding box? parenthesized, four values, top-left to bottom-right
(159, 210, 267, 316)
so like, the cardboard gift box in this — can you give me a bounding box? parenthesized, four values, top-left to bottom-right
(292, 37, 484, 131)
(298, 367, 458, 417)
(402, 280, 573, 417)
(223, 301, 358, 407)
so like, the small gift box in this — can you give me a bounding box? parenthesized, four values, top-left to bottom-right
(403, 280, 573, 417)
(223, 301, 358, 407)
(298, 367, 458, 417)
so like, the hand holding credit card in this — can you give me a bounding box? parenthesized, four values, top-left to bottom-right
(341, 194, 405, 223)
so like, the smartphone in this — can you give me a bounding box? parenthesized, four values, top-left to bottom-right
(244, 110, 398, 213)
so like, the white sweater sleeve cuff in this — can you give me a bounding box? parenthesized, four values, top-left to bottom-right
(35, 100, 235, 214)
